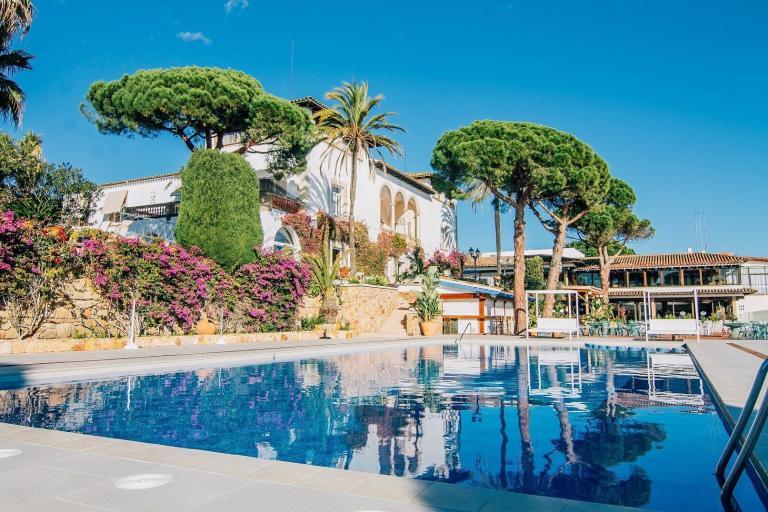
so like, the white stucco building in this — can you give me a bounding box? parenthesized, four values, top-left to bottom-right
(88, 97, 457, 277)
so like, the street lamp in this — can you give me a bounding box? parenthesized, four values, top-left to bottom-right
(468, 247, 480, 281)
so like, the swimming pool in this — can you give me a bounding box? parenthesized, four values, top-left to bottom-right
(0, 343, 761, 510)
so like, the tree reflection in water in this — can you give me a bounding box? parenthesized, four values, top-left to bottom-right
(0, 344, 709, 510)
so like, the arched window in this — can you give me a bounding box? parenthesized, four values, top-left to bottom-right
(273, 227, 297, 252)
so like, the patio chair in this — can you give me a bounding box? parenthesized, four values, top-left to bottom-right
(627, 321, 642, 337)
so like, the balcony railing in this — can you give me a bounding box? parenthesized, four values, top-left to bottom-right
(122, 202, 179, 220)
(259, 179, 302, 214)
(380, 225, 419, 247)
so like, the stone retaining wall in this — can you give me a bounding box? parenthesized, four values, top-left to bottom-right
(339, 284, 402, 333)
(299, 284, 405, 334)
(0, 278, 116, 340)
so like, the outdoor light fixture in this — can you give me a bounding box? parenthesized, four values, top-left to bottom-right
(468, 247, 481, 281)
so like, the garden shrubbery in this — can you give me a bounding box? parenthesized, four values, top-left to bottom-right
(0, 213, 311, 339)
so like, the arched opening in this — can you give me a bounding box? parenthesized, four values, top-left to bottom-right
(380, 186, 393, 228)
(406, 198, 418, 239)
(394, 192, 406, 234)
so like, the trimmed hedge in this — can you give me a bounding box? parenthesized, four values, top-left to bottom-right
(175, 150, 263, 270)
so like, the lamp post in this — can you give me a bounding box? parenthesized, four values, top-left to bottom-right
(468, 247, 480, 282)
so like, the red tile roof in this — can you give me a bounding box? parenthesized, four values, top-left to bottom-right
(578, 253, 746, 271)
(607, 286, 756, 297)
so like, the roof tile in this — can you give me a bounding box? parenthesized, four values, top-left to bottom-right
(578, 253, 746, 271)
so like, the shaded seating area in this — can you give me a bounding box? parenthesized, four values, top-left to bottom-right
(726, 321, 768, 340)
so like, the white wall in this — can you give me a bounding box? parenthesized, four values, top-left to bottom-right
(90, 139, 458, 258)
(736, 295, 768, 321)
(239, 141, 457, 257)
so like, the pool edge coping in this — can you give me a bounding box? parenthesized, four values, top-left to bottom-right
(0, 422, 636, 512)
(685, 343, 768, 507)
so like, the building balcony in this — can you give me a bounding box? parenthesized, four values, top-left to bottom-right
(259, 179, 302, 214)
(122, 202, 179, 221)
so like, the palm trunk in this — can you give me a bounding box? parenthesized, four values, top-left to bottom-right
(348, 149, 358, 274)
(543, 222, 567, 316)
(494, 198, 502, 282)
(512, 199, 528, 334)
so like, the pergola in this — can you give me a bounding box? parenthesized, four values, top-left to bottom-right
(525, 289, 580, 340)
(643, 287, 700, 341)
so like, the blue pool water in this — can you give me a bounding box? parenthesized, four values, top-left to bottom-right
(0, 344, 762, 510)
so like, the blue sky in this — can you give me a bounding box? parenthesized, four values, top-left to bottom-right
(5, 1, 767, 255)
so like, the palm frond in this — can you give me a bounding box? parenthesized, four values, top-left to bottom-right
(0, 0, 34, 37)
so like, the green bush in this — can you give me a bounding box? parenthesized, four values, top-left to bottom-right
(363, 275, 389, 286)
(175, 150, 263, 269)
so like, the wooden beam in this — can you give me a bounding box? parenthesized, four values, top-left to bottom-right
(479, 297, 486, 334)
(440, 293, 478, 300)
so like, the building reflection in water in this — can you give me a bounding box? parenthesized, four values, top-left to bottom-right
(0, 343, 726, 509)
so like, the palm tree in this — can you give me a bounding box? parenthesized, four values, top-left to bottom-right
(307, 242, 341, 322)
(314, 81, 403, 274)
(0, 31, 32, 127)
(466, 178, 505, 285)
(1, 0, 34, 36)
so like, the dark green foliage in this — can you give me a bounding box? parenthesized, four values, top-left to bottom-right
(82, 66, 315, 176)
(0, 132, 98, 224)
(175, 150, 262, 269)
(571, 178, 653, 255)
(525, 256, 546, 290)
(568, 240, 636, 257)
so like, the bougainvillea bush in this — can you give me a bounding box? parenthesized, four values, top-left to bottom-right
(429, 250, 465, 277)
(234, 248, 311, 332)
(80, 237, 311, 335)
(0, 212, 77, 339)
(80, 236, 218, 335)
(0, 212, 313, 339)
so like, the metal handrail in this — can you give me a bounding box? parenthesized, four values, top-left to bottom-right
(716, 358, 768, 508)
(455, 323, 471, 345)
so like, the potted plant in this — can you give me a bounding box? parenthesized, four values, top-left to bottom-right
(415, 266, 442, 336)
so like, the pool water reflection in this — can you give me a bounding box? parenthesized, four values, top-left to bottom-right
(0, 344, 759, 510)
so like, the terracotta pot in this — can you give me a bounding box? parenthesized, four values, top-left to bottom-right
(195, 313, 216, 336)
(419, 319, 442, 336)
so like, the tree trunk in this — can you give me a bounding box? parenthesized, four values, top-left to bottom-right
(543, 222, 567, 316)
(512, 199, 527, 334)
(599, 246, 611, 304)
(494, 198, 502, 283)
(348, 149, 358, 275)
(548, 365, 576, 463)
(516, 346, 534, 491)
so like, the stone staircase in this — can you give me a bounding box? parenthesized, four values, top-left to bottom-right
(374, 293, 416, 336)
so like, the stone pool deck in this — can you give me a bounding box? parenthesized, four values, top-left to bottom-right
(0, 335, 685, 512)
(686, 340, 768, 416)
(0, 422, 637, 512)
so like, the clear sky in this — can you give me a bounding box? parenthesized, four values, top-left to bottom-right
(4, 1, 767, 255)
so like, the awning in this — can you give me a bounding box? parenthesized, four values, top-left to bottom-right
(101, 190, 128, 214)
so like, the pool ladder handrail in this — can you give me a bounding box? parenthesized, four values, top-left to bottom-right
(716, 358, 768, 508)
(455, 323, 471, 345)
